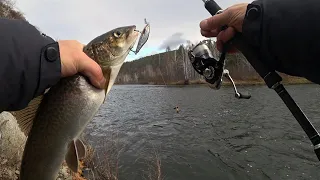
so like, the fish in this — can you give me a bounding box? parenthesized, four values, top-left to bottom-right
(10, 25, 149, 180)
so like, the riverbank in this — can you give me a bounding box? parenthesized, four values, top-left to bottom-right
(115, 76, 313, 86)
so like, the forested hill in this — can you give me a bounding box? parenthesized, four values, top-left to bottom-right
(116, 40, 310, 85)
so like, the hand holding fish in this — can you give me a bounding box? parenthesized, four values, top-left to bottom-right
(58, 40, 106, 89)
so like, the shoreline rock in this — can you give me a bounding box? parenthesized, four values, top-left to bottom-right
(0, 112, 73, 180)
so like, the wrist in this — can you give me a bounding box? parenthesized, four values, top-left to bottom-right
(242, 0, 263, 48)
(35, 41, 61, 96)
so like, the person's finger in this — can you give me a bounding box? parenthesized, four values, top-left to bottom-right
(228, 47, 239, 54)
(200, 29, 219, 37)
(199, 11, 230, 31)
(76, 53, 106, 89)
(216, 37, 238, 54)
(216, 40, 223, 52)
(217, 26, 236, 43)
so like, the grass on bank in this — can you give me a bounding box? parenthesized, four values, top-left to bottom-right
(115, 74, 312, 86)
(72, 134, 163, 180)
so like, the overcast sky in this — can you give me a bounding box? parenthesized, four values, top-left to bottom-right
(15, 0, 251, 61)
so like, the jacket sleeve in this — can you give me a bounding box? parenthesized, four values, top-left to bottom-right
(0, 18, 61, 112)
(242, 0, 320, 84)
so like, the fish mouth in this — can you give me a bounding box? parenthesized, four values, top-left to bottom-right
(127, 26, 139, 49)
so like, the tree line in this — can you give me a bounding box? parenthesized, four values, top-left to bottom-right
(116, 40, 309, 85)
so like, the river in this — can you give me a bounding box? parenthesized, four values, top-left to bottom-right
(83, 84, 320, 180)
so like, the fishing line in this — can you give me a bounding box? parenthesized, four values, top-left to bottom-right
(158, 54, 168, 87)
(158, 51, 181, 114)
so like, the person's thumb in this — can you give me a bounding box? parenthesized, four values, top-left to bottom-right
(77, 53, 106, 89)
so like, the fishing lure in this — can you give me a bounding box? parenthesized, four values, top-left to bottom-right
(133, 18, 150, 54)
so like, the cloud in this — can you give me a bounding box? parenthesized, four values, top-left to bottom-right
(158, 32, 187, 50)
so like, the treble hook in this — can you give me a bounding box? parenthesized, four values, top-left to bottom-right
(144, 18, 149, 25)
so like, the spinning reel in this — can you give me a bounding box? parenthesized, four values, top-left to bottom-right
(188, 41, 251, 99)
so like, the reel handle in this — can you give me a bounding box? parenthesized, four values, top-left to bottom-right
(236, 92, 251, 99)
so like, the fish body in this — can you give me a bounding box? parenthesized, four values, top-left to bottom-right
(20, 75, 105, 180)
(13, 25, 142, 180)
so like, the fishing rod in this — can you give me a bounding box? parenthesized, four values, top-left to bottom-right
(187, 0, 320, 161)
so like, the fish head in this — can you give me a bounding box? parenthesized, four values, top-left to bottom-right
(101, 25, 139, 64)
(84, 25, 139, 94)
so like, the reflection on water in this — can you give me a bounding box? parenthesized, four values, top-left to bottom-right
(84, 84, 320, 180)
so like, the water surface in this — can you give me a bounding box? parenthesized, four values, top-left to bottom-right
(84, 84, 320, 180)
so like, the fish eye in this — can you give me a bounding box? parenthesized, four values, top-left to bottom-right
(114, 31, 121, 38)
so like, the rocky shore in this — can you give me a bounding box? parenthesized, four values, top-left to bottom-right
(0, 112, 73, 180)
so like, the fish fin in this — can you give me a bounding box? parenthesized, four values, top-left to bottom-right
(104, 63, 123, 95)
(10, 95, 44, 136)
(75, 139, 86, 159)
(65, 140, 79, 173)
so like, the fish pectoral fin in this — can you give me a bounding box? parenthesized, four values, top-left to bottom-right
(75, 139, 86, 159)
(103, 63, 123, 95)
(65, 140, 79, 173)
(9, 94, 45, 136)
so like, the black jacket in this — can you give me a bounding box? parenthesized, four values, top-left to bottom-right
(0, 18, 61, 112)
(242, 0, 320, 84)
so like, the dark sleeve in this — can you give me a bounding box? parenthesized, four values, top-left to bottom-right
(242, 0, 320, 84)
(0, 18, 61, 112)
